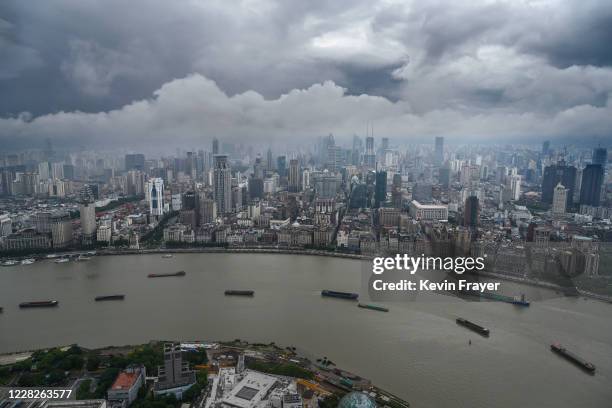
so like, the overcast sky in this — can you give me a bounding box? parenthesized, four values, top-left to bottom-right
(1, 0, 612, 149)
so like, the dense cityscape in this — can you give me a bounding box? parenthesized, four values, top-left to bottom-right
(0, 136, 610, 297)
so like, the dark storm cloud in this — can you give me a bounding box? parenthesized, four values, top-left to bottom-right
(0, 0, 612, 148)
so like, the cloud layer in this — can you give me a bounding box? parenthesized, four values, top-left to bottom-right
(1, 0, 612, 148)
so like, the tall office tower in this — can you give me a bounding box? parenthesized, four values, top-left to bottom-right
(277, 156, 287, 178)
(542, 140, 550, 156)
(38, 161, 50, 180)
(213, 155, 232, 214)
(51, 162, 64, 179)
(147, 178, 165, 217)
(364, 136, 376, 168)
(79, 192, 97, 246)
(198, 195, 217, 224)
(313, 173, 341, 199)
(352, 135, 363, 165)
(248, 177, 264, 200)
(266, 148, 274, 171)
(185, 152, 196, 179)
(50, 212, 73, 248)
(179, 191, 198, 229)
(510, 175, 522, 201)
(288, 159, 300, 192)
(62, 164, 75, 180)
(439, 167, 451, 188)
(21, 173, 39, 196)
(154, 343, 196, 395)
(381, 137, 389, 151)
(464, 196, 480, 227)
(125, 153, 145, 171)
(541, 161, 576, 207)
(552, 183, 568, 214)
(127, 170, 145, 195)
(326, 145, 342, 172)
(374, 170, 387, 208)
(580, 164, 604, 206)
(212, 138, 219, 155)
(592, 147, 607, 166)
(434, 137, 444, 166)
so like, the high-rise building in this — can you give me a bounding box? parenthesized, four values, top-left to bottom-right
(434, 137, 444, 166)
(364, 136, 375, 168)
(266, 148, 274, 171)
(79, 185, 97, 245)
(374, 171, 387, 208)
(147, 178, 165, 217)
(198, 196, 217, 224)
(580, 164, 604, 206)
(125, 154, 145, 171)
(50, 212, 73, 248)
(439, 167, 451, 188)
(542, 162, 576, 207)
(277, 156, 287, 178)
(288, 159, 300, 192)
(592, 147, 607, 167)
(552, 183, 568, 214)
(542, 140, 550, 156)
(38, 161, 50, 180)
(464, 196, 479, 227)
(154, 343, 196, 397)
(510, 175, 521, 201)
(213, 155, 232, 214)
(212, 138, 219, 155)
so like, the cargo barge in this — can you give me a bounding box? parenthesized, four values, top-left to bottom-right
(95, 295, 125, 301)
(357, 303, 389, 312)
(456, 317, 490, 337)
(148, 271, 186, 278)
(321, 290, 358, 300)
(19, 300, 59, 308)
(462, 290, 530, 307)
(550, 343, 595, 373)
(224, 290, 255, 296)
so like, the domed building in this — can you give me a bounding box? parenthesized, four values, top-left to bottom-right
(338, 392, 377, 408)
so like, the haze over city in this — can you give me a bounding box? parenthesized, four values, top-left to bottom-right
(2, 0, 612, 149)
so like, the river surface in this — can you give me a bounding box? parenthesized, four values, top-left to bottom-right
(1, 254, 611, 408)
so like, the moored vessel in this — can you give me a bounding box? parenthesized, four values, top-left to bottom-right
(162, 254, 174, 258)
(550, 343, 595, 373)
(224, 290, 255, 296)
(321, 290, 359, 300)
(1, 260, 19, 266)
(54, 258, 70, 264)
(19, 300, 59, 308)
(357, 303, 389, 312)
(21, 258, 36, 265)
(456, 317, 490, 337)
(94, 295, 125, 301)
(148, 270, 186, 278)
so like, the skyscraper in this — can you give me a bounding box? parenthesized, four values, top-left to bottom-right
(510, 175, 521, 201)
(552, 183, 567, 214)
(125, 154, 145, 171)
(288, 159, 300, 192)
(277, 156, 287, 178)
(364, 136, 375, 168)
(212, 138, 219, 155)
(542, 140, 550, 156)
(592, 147, 607, 167)
(374, 170, 387, 208)
(266, 148, 274, 171)
(580, 164, 604, 206)
(79, 185, 97, 245)
(464, 196, 479, 227)
(213, 155, 232, 214)
(434, 137, 444, 166)
(147, 178, 164, 217)
(542, 162, 576, 207)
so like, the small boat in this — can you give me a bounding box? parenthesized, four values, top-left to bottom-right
(19, 300, 59, 308)
(21, 258, 36, 265)
(224, 290, 255, 296)
(162, 254, 174, 258)
(76, 255, 91, 261)
(95, 295, 125, 301)
(148, 271, 186, 278)
(357, 303, 389, 312)
(321, 290, 359, 300)
(46, 254, 60, 259)
(54, 258, 70, 264)
(1, 260, 19, 267)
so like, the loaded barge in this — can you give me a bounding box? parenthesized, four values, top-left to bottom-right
(321, 290, 358, 300)
(462, 289, 530, 307)
(357, 303, 389, 312)
(224, 290, 254, 296)
(550, 343, 595, 373)
(456, 317, 490, 337)
(148, 271, 186, 278)
(19, 300, 59, 308)
(95, 295, 125, 301)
